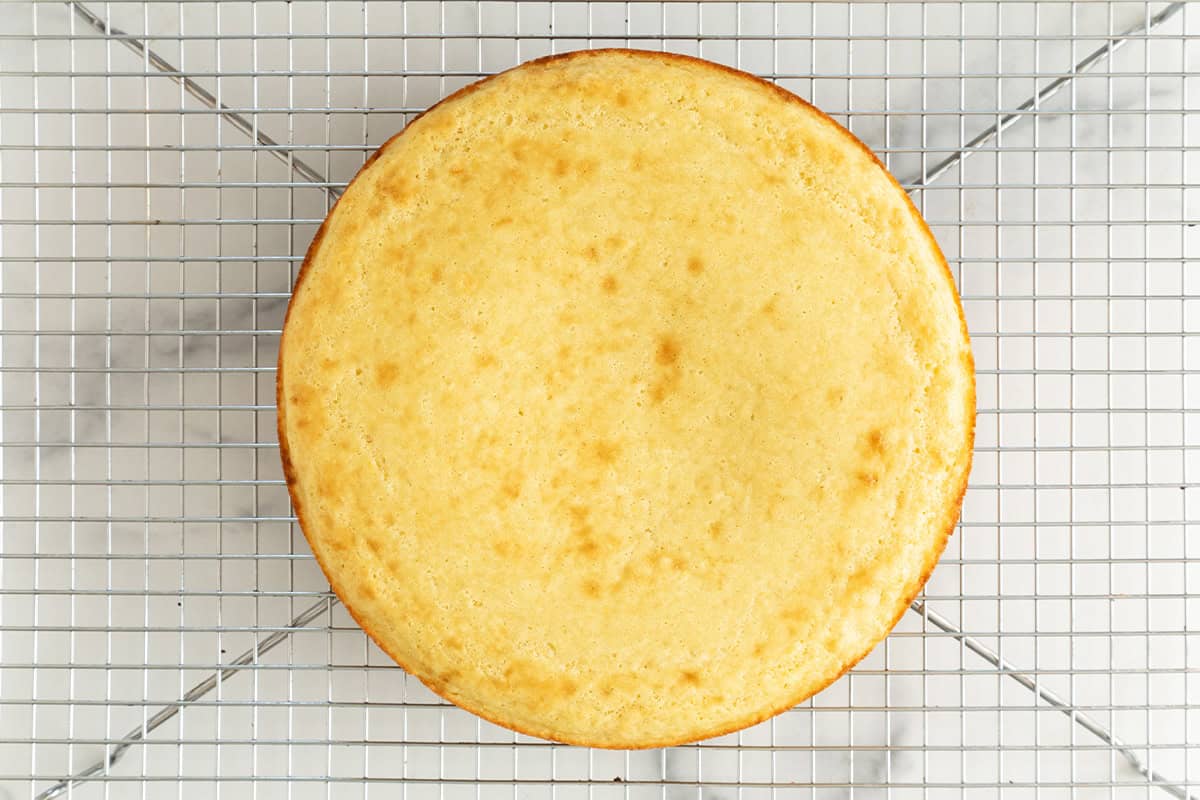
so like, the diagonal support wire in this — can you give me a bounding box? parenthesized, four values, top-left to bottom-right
(912, 601, 1196, 800)
(904, 2, 1184, 190)
(67, 0, 340, 202)
(35, 597, 334, 800)
(44, 2, 1191, 799)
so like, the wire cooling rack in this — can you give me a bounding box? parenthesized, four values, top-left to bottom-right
(1, 1, 1197, 798)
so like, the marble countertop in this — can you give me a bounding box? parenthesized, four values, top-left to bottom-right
(1, 2, 1197, 798)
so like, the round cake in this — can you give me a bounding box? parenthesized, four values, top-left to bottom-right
(278, 49, 974, 748)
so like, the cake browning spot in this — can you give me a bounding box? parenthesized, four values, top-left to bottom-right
(375, 361, 401, 389)
(502, 659, 579, 701)
(288, 383, 321, 430)
(865, 428, 886, 456)
(592, 439, 620, 465)
(679, 670, 702, 686)
(317, 476, 339, 501)
(601, 274, 618, 294)
(655, 334, 680, 366)
(582, 579, 601, 599)
(328, 539, 350, 554)
(379, 174, 411, 204)
(475, 352, 498, 369)
(499, 470, 523, 502)
(510, 137, 533, 164)
(568, 504, 600, 557)
(425, 668, 462, 694)
(384, 242, 410, 270)
(289, 384, 314, 410)
(649, 334, 682, 404)
(686, 255, 704, 275)
(707, 520, 724, 539)
(855, 470, 879, 489)
(783, 605, 806, 623)
(847, 565, 874, 594)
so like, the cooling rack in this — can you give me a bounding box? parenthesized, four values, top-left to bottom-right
(1, 1, 1197, 798)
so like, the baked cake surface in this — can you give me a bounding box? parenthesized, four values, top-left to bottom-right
(278, 49, 975, 748)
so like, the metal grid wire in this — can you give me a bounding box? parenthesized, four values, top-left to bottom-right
(1, 1, 1197, 798)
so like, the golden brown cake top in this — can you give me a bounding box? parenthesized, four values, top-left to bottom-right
(278, 49, 974, 748)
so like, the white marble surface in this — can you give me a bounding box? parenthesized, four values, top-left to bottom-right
(1, 2, 1198, 799)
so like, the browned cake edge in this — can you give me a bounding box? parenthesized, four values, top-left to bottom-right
(276, 48, 977, 749)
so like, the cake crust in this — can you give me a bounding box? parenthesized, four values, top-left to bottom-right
(278, 49, 975, 749)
